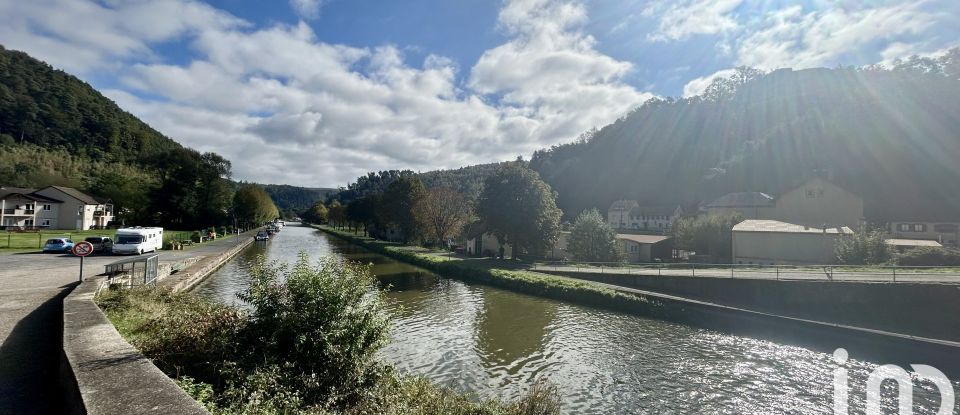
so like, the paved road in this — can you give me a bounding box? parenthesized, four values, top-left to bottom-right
(531, 264, 960, 284)
(0, 233, 251, 414)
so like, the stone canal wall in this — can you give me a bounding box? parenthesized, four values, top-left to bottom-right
(160, 236, 255, 292)
(537, 270, 960, 342)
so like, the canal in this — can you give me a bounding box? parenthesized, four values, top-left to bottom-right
(194, 223, 955, 414)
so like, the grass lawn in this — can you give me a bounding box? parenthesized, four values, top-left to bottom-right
(0, 229, 113, 249)
(1, 229, 196, 250)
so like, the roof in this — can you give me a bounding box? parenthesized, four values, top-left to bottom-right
(608, 199, 639, 211)
(703, 192, 775, 208)
(732, 219, 853, 235)
(884, 239, 943, 248)
(41, 186, 105, 205)
(0, 187, 62, 203)
(629, 205, 681, 217)
(616, 234, 672, 244)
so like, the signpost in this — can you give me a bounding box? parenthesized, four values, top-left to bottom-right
(72, 241, 94, 282)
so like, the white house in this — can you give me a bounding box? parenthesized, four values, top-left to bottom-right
(607, 200, 639, 229)
(0, 187, 61, 229)
(732, 219, 853, 265)
(625, 205, 683, 233)
(0, 186, 114, 230)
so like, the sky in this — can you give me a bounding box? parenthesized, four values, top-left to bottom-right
(1, 0, 958, 188)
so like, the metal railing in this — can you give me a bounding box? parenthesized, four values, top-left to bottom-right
(104, 254, 160, 288)
(530, 261, 960, 283)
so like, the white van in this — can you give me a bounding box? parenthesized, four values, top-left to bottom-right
(112, 227, 164, 255)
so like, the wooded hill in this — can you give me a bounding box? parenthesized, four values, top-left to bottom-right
(262, 184, 337, 216)
(0, 45, 315, 227)
(529, 56, 960, 222)
(0, 45, 180, 163)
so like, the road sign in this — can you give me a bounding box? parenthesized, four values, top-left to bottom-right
(72, 241, 94, 257)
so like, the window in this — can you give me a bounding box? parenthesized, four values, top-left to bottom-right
(42, 204, 52, 211)
(898, 223, 911, 232)
(25, 219, 33, 227)
(806, 189, 816, 198)
(912, 224, 926, 232)
(78, 206, 84, 215)
(41, 219, 50, 226)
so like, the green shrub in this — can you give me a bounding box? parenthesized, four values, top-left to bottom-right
(835, 229, 890, 265)
(237, 253, 391, 409)
(895, 246, 960, 266)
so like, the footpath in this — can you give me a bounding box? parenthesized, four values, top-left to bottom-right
(0, 231, 254, 414)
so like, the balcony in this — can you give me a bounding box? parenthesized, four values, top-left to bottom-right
(94, 210, 114, 217)
(2, 208, 35, 216)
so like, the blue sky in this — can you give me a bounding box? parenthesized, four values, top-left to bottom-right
(1, 0, 957, 187)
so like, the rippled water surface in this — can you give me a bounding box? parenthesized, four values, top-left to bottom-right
(194, 224, 958, 414)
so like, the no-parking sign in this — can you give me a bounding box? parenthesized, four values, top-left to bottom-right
(72, 241, 94, 257)
(73, 241, 94, 282)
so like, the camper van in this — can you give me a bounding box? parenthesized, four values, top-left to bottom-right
(112, 227, 164, 255)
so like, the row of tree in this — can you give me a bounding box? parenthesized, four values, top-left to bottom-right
(305, 164, 573, 260)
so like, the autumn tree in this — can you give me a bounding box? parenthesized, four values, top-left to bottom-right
(415, 187, 472, 246)
(568, 208, 621, 262)
(477, 164, 562, 260)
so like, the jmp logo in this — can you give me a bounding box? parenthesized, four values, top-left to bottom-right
(833, 348, 955, 414)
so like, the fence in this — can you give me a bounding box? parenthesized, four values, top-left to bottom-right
(0, 231, 106, 249)
(530, 261, 960, 283)
(103, 254, 160, 288)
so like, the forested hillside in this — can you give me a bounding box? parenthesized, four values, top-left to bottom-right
(0, 46, 278, 228)
(529, 53, 960, 222)
(0, 45, 181, 162)
(262, 184, 336, 217)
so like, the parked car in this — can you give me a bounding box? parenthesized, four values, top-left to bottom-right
(42, 238, 74, 253)
(83, 236, 114, 253)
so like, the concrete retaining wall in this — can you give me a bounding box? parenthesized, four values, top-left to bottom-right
(539, 270, 960, 342)
(62, 278, 208, 414)
(160, 237, 254, 292)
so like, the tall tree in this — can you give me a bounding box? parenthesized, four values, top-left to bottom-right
(327, 200, 347, 230)
(233, 184, 278, 228)
(415, 187, 472, 246)
(568, 208, 621, 262)
(302, 201, 328, 224)
(477, 164, 562, 260)
(671, 213, 742, 261)
(379, 176, 425, 244)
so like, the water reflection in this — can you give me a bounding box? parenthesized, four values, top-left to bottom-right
(194, 224, 960, 414)
(474, 288, 557, 380)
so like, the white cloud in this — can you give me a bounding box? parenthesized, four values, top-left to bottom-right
(681, 68, 736, 98)
(3, 0, 653, 186)
(289, 0, 327, 20)
(735, 3, 940, 69)
(646, 0, 743, 42)
(0, 0, 244, 73)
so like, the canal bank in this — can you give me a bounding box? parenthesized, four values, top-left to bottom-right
(312, 225, 960, 377)
(59, 230, 259, 414)
(536, 269, 960, 342)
